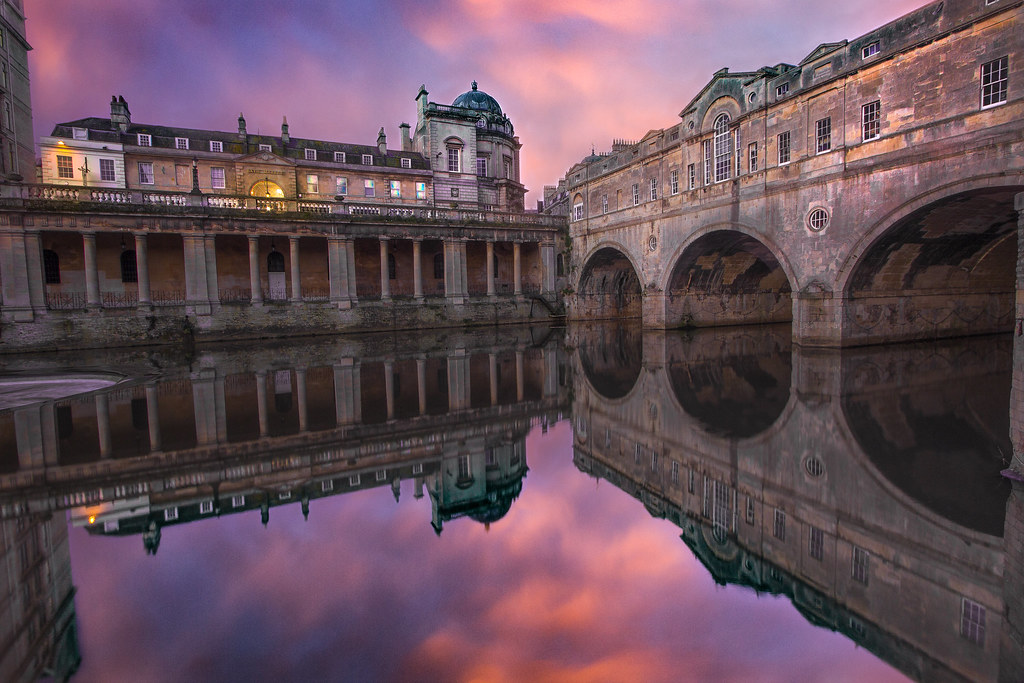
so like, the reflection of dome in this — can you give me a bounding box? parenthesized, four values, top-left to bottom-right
(453, 81, 503, 115)
(467, 479, 523, 525)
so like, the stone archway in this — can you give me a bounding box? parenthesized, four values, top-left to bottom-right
(575, 246, 642, 320)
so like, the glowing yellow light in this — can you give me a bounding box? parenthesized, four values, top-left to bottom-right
(57, 141, 65, 146)
(88, 515, 96, 524)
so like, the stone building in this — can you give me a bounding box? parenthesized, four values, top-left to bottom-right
(0, 85, 563, 352)
(0, 0, 32, 182)
(549, 0, 1023, 347)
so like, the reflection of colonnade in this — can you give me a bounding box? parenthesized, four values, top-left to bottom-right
(569, 323, 1019, 682)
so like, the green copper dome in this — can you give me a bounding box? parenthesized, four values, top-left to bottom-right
(452, 81, 503, 116)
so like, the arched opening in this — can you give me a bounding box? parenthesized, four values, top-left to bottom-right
(249, 180, 284, 198)
(577, 322, 642, 400)
(666, 231, 792, 328)
(843, 188, 1021, 344)
(713, 114, 732, 183)
(575, 247, 642, 320)
(120, 250, 137, 283)
(266, 248, 287, 301)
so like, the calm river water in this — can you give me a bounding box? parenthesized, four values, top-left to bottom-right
(0, 323, 1017, 682)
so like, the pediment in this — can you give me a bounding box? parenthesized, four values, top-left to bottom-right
(679, 68, 760, 118)
(235, 151, 297, 166)
(799, 41, 847, 66)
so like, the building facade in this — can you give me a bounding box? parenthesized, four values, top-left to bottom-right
(0, 0, 31, 182)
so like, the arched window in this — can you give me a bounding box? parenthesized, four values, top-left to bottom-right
(249, 179, 284, 198)
(572, 193, 584, 221)
(267, 250, 286, 273)
(433, 253, 444, 279)
(387, 253, 396, 280)
(42, 249, 60, 284)
(120, 250, 138, 283)
(713, 113, 732, 182)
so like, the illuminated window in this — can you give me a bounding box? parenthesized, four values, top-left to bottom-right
(364, 179, 374, 197)
(304, 148, 317, 161)
(815, 117, 832, 153)
(336, 177, 347, 195)
(209, 140, 222, 152)
(334, 151, 346, 163)
(778, 131, 791, 165)
(713, 113, 732, 182)
(56, 155, 73, 179)
(248, 179, 284, 198)
(138, 162, 154, 184)
(401, 157, 412, 169)
(99, 158, 115, 182)
(137, 133, 151, 146)
(862, 100, 881, 141)
(362, 154, 373, 165)
(306, 174, 318, 194)
(175, 137, 189, 150)
(390, 180, 401, 198)
(416, 182, 426, 200)
(210, 167, 225, 189)
(981, 56, 1008, 108)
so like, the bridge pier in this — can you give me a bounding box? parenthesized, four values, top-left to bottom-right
(792, 286, 842, 348)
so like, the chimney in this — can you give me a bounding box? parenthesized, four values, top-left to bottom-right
(377, 127, 387, 156)
(281, 116, 289, 144)
(399, 122, 411, 152)
(238, 112, 247, 137)
(110, 95, 131, 133)
(416, 84, 429, 118)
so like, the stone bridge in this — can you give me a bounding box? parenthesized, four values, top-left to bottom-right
(562, 0, 1024, 347)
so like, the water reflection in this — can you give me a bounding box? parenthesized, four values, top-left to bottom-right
(571, 323, 1019, 682)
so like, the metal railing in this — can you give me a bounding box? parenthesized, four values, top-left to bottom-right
(45, 291, 87, 310)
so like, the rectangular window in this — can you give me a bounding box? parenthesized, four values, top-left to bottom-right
(304, 148, 317, 161)
(670, 169, 679, 195)
(258, 143, 272, 152)
(476, 157, 487, 177)
(103, 520, 119, 532)
(349, 474, 361, 486)
(504, 158, 512, 179)
(776, 82, 789, 97)
(649, 177, 658, 201)
(137, 133, 151, 146)
(862, 100, 881, 141)
(364, 179, 374, 197)
(447, 148, 460, 173)
(362, 154, 373, 165)
(199, 500, 214, 515)
(56, 155, 73, 179)
(778, 131, 791, 165)
(671, 461, 679, 483)
(375, 469, 387, 482)
(745, 497, 755, 524)
(688, 470, 695, 494)
(651, 451, 658, 472)
(748, 142, 758, 172)
(416, 182, 426, 200)
(632, 183, 640, 206)
(809, 527, 824, 560)
(72, 127, 87, 140)
(602, 194, 609, 213)
(816, 117, 832, 153)
(336, 177, 348, 195)
(401, 157, 412, 169)
(138, 161, 154, 185)
(688, 163, 695, 190)
(322, 480, 334, 492)
(773, 509, 786, 541)
(175, 137, 189, 150)
(209, 140, 223, 152)
(961, 598, 986, 645)
(981, 56, 1008, 108)
(734, 128, 742, 176)
(390, 180, 401, 198)
(572, 201, 584, 221)
(862, 41, 879, 59)
(306, 174, 318, 194)
(210, 167, 225, 189)
(852, 546, 869, 584)
(164, 507, 178, 521)
(231, 495, 245, 508)
(412, 463, 423, 475)
(702, 139, 712, 185)
(100, 158, 116, 182)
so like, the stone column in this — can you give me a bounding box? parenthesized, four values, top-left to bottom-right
(83, 232, 101, 309)
(489, 352, 498, 406)
(95, 393, 111, 458)
(145, 384, 161, 452)
(413, 239, 423, 301)
(205, 234, 219, 306)
(295, 367, 308, 432)
(214, 375, 227, 443)
(447, 350, 470, 412)
(289, 235, 302, 304)
(255, 371, 269, 437)
(14, 407, 44, 469)
(513, 241, 522, 297)
(333, 359, 362, 426)
(0, 228, 37, 320)
(384, 361, 395, 420)
(192, 371, 218, 445)
(540, 242, 555, 295)
(515, 350, 524, 402)
(328, 236, 353, 309)
(543, 347, 558, 397)
(248, 235, 262, 304)
(182, 234, 212, 315)
(444, 240, 468, 304)
(24, 231, 45, 314)
(486, 241, 496, 297)
(380, 238, 391, 300)
(416, 358, 427, 415)
(135, 233, 152, 306)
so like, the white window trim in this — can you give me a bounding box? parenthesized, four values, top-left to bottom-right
(99, 158, 116, 182)
(209, 140, 223, 152)
(72, 127, 87, 140)
(305, 148, 317, 161)
(137, 133, 152, 146)
(334, 151, 346, 163)
(362, 154, 373, 165)
(138, 161, 154, 185)
(211, 167, 226, 190)
(175, 137, 189, 150)
(401, 157, 412, 169)
(258, 143, 272, 152)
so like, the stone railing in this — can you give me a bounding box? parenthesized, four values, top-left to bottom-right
(12, 183, 566, 228)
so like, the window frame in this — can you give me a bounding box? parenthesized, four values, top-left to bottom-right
(649, 177, 658, 201)
(175, 137, 189, 150)
(258, 143, 272, 153)
(631, 183, 640, 206)
(306, 173, 319, 194)
(815, 117, 832, 154)
(363, 179, 375, 197)
(416, 182, 426, 200)
(862, 41, 880, 59)
(670, 169, 679, 195)
(862, 100, 881, 141)
(304, 148, 317, 161)
(447, 147, 461, 173)
(138, 161, 155, 185)
(334, 151, 346, 163)
(56, 154, 74, 179)
(210, 166, 226, 190)
(389, 180, 401, 198)
(981, 56, 1009, 109)
(137, 133, 152, 146)
(209, 140, 223, 153)
(72, 127, 87, 141)
(778, 131, 791, 165)
(748, 142, 758, 173)
(362, 153, 373, 165)
(336, 176, 348, 195)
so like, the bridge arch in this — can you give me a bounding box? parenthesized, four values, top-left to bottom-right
(663, 225, 797, 329)
(576, 242, 643, 320)
(835, 176, 1024, 344)
(576, 322, 644, 402)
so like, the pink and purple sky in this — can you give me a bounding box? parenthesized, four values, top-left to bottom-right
(27, 0, 924, 205)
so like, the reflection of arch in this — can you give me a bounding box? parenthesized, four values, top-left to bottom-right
(577, 323, 643, 400)
(249, 180, 284, 198)
(267, 250, 285, 273)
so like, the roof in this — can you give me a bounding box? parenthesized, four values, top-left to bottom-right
(452, 81, 503, 116)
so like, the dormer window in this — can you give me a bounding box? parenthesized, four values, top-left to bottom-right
(209, 140, 223, 152)
(137, 133, 152, 146)
(362, 154, 373, 165)
(401, 157, 412, 169)
(305, 148, 317, 161)
(776, 82, 789, 98)
(259, 143, 272, 152)
(72, 127, 87, 140)
(862, 42, 879, 59)
(334, 151, 346, 163)
(175, 137, 189, 150)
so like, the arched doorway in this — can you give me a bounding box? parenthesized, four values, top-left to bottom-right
(267, 248, 286, 301)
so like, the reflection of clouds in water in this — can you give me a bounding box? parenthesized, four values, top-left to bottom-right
(68, 420, 903, 682)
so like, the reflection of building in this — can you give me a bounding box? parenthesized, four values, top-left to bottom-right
(571, 324, 1018, 681)
(0, 326, 568, 553)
